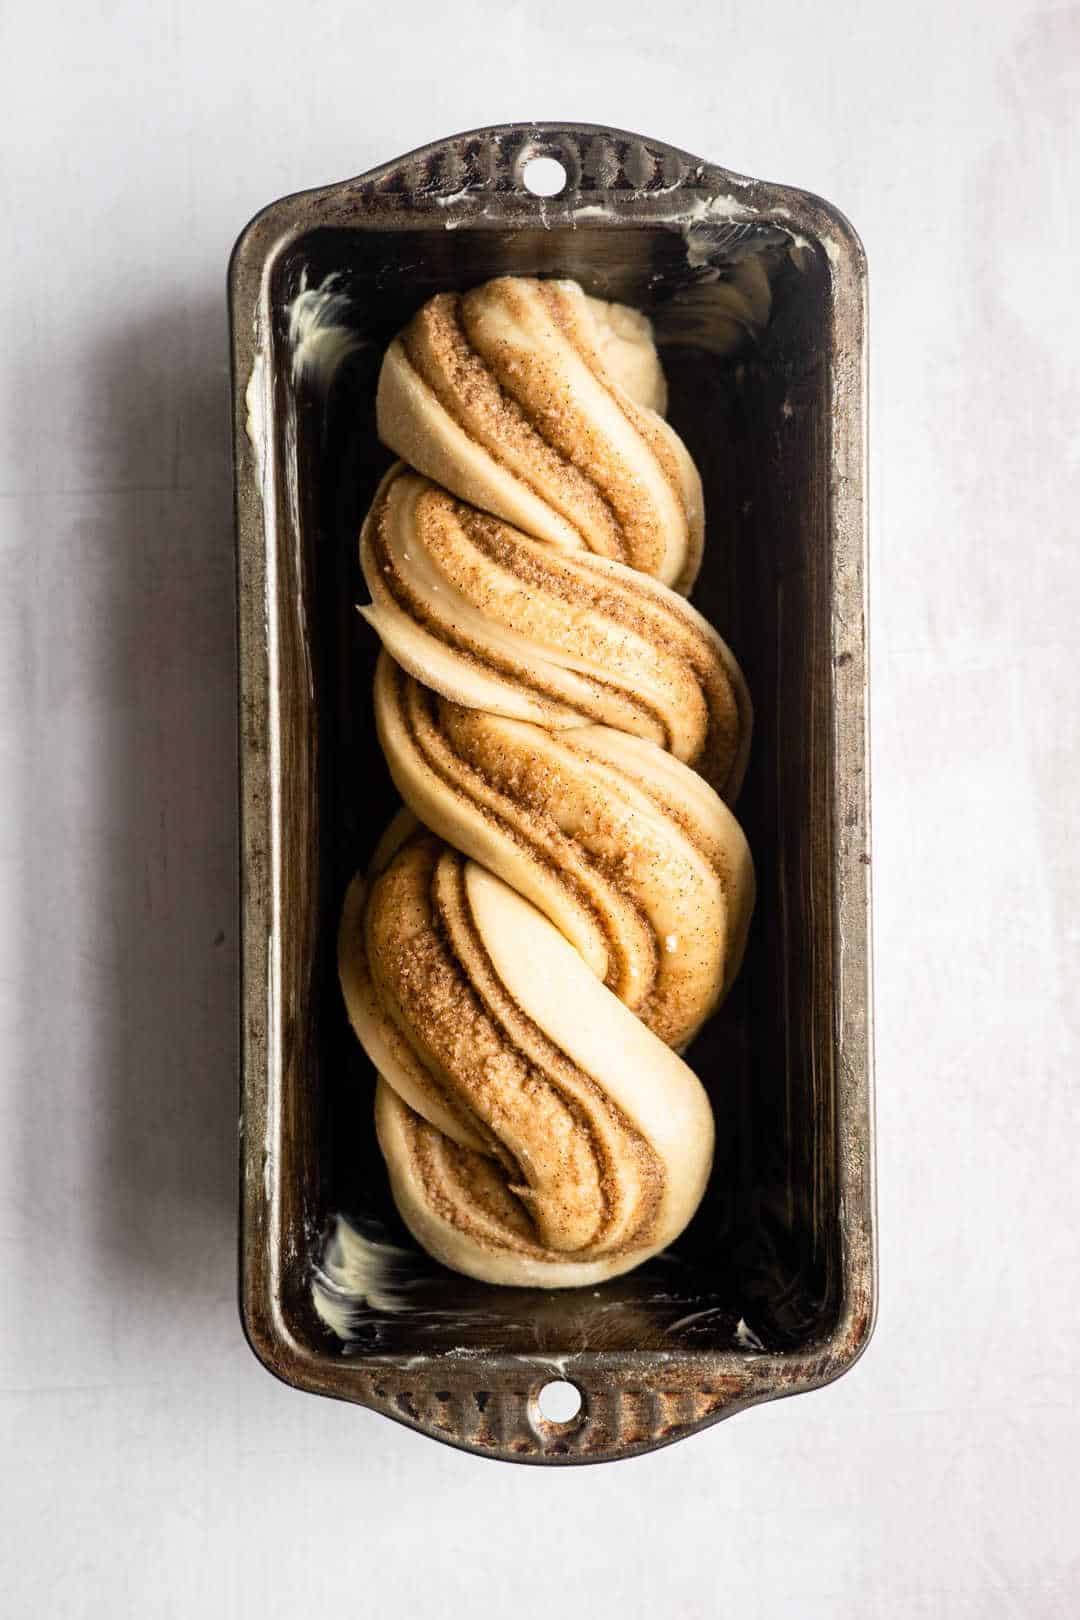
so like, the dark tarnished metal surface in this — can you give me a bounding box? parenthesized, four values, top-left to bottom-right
(229, 123, 874, 1465)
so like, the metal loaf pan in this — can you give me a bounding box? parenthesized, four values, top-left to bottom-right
(229, 123, 874, 1464)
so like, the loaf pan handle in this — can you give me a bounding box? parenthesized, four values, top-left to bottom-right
(354, 1367, 755, 1464)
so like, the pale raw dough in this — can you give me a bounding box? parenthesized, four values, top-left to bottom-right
(341, 277, 756, 1287)
(375, 275, 704, 594)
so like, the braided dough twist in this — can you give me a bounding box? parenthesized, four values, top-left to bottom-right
(339, 278, 754, 1286)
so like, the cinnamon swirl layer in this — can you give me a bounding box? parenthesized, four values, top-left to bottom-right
(372, 652, 754, 1051)
(376, 276, 705, 594)
(360, 465, 751, 802)
(339, 833, 715, 1288)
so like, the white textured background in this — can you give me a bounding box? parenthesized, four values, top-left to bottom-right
(2, 1, 1078, 1614)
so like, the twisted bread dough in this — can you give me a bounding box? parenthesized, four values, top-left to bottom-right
(341, 278, 754, 1286)
(376, 275, 705, 593)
